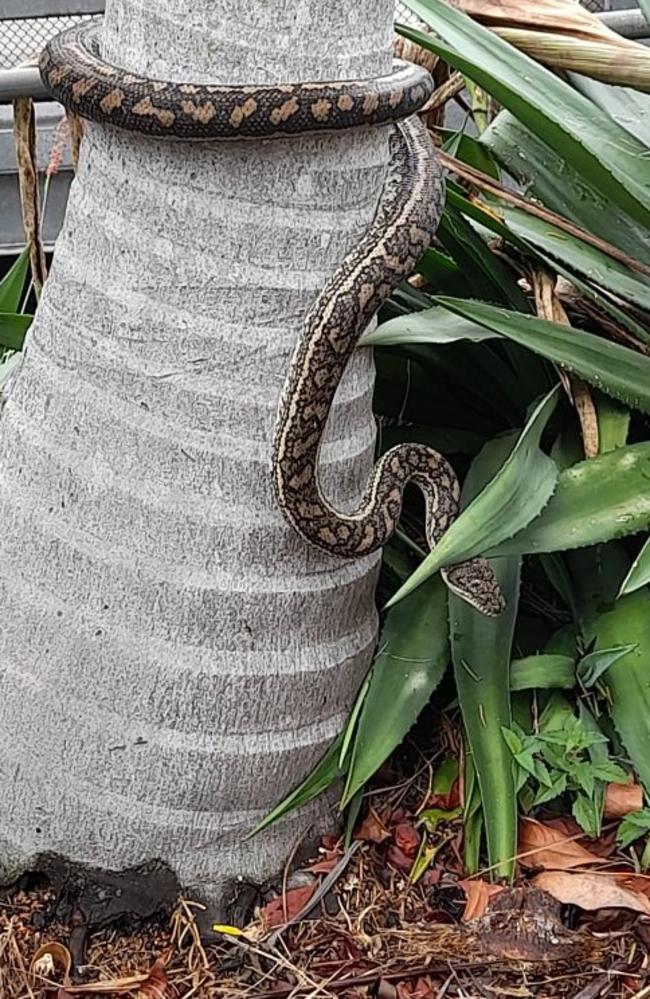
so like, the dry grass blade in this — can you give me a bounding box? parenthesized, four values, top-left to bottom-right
(422, 71, 465, 113)
(65, 111, 84, 173)
(448, 0, 628, 39)
(532, 268, 599, 457)
(12, 98, 47, 293)
(496, 30, 650, 92)
(451, 0, 650, 89)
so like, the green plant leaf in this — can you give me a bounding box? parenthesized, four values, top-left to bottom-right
(363, 306, 496, 348)
(432, 757, 459, 798)
(386, 387, 559, 607)
(578, 645, 638, 688)
(249, 733, 345, 837)
(596, 393, 630, 455)
(416, 248, 467, 296)
(573, 793, 599, 838)
(441, 129, 501, 180)
(571, 73, 650, 150)
(578, 702, 610, 838)
(450, 434, 521, 878)
(421, 806, 462, 832)
(0, 351, 22, 390)
(565, 544, 631, 629)
(463, 750, 484, 873)
(378, 423, 486, 457)
(0, 248, 29, 313)
(409, 840, 437, 883)
(399, 2, 650, 231)
(587, 589, 650, 794)
(618, 808, 650, 848)
(341, 574, 450, 806)
(491, 443, 650, 557)
(437, 205, 531, 312)
(436, 297, 650, 416)
(500, 206, 650, 315)
(510, 654, 575, 691)
(0, 313, 31, 352)
(446, 185, 515, 244)
(619, 537, 650, 597)
(453, 558, 519, 879)
(481, 110, 650, 263)
(338, 675, 371, 767)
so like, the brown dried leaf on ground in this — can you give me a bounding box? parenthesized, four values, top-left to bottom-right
(534, 871, 650, 915)
(29, 941, 72, 988)
(306, 853, 341, 874)
(458, 879, 505, 921)
(259, 884, 316, 929)
(387, 845, 415, 873)
(611, 872, 650, 901)
(544, 816, 617, 858)
(354, 807, 391, 844)
(50, 971, 152, 994)
(393, 823, 420, 858)
(518, 817, 602, 870)
(425, 780, 461, 812)
(604, 782, 644, 819)
(396, 977, 437, 999)
(134, 957, 169, 998)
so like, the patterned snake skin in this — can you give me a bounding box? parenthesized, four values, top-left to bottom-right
(40, 21, 504, 616)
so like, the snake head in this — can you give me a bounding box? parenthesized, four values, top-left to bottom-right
(442, 558, 505, 617)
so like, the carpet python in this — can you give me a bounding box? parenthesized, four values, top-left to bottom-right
(41, 21, 504, 616)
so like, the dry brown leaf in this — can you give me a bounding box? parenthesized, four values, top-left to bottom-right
(450, 0, 628, 42)
(135, 958, 169, 998)
(426, 779, 461, 812)
(544, 816, 616, 857)
(387, 845, 414, 873)
(44, 957, 168, 997)
(30, 941, 72, 986)
(393, 822, 420, 858)
(458, 879, 505, 921)
(532, 269, 598, 457)
(518, 817, 601, 870)
(306, 853, 341, 874)
(260, 883, 316, 928)
(604, 781, 644, 819)
(354, 807, 391, 844)
(448, 0, 650, 92)
(54, 972, 151, 994)
(534, 871, 650, 914)
(611, 872, 650, 901)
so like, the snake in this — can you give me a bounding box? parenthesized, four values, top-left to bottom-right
(40, 21, 504, 617)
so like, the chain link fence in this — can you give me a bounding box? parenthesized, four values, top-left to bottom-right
(0, 2, 644, 71)
(0, 15, 101, 70)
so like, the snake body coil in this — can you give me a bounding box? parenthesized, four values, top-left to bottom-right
(40, 22, 504, 616)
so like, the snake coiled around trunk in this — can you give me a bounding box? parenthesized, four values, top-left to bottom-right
(40, 21, 504, 616)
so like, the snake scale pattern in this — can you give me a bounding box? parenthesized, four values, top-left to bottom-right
(40, 21, 504, 616)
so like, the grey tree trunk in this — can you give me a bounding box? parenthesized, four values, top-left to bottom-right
(0, 0, 392, 913)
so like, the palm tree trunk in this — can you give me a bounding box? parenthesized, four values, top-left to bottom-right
(0, 0, 392, 914)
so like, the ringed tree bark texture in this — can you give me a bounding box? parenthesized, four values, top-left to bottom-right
(0, 0, 394, 912)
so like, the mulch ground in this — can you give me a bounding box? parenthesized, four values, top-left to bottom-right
(2, 739, 649, 999)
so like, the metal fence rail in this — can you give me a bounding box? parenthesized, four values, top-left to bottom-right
(1, 3, 648, 102)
